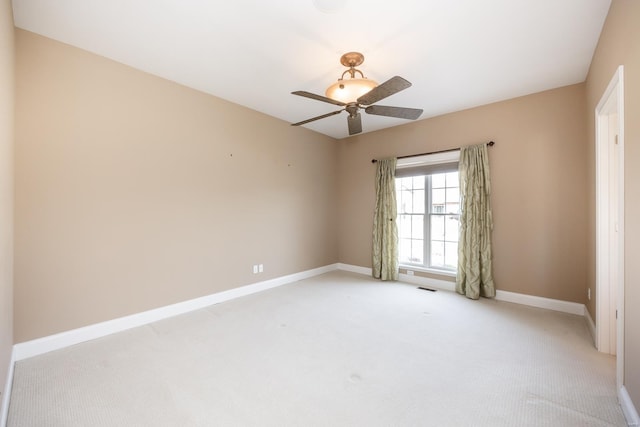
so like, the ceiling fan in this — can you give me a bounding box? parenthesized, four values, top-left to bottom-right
(291, 52, 423, 136)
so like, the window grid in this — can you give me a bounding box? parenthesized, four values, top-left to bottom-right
(428, 172, 460, 270)
(397, 172, 460, 271)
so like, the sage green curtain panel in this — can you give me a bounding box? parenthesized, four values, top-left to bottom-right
(456, 143, 496, 299)
(372, 158, 399, 281)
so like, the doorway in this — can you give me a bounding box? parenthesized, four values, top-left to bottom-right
(595, 65, 624, 389)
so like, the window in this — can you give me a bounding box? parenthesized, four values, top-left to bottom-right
(395, 152, 460, 272)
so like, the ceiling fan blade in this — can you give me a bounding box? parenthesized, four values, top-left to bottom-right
(365, 105, 423, 120)
(291, 109, 344, 126)
(357, 76, 412, 106)
(347, 113, 362, 135)
(292, 91, 346, 106)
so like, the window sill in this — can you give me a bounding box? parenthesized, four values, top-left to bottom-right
(399, 265, 457, 278)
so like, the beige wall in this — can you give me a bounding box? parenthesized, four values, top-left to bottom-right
(585, 0, 640, 411)
(14, 30, 339, 342)
(0, 0, 14, 399)
(338, 84, 589, 304)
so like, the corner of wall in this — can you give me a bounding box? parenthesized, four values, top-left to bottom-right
(0, 349, 15, 427)
(620, 385, 640, 426)
(0, 0, 15, 424)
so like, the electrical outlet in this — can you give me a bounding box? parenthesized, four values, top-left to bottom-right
(406, 270, 414, 276)
(253, 265, 258, 274)
(259, 264, 264, 273)
(588, 288, 591, 300)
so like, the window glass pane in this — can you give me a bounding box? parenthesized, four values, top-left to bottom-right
(399, 214, 411, 239)
(431, 241, 444, 267)
(446, 187, 460, 204)
(432, 173, 445, 188)
(400, 190, 412, 213)
(398, 178, 412, 213)
(401, 176, 413, 190)
(444, 241, 458, 269)
(399, 238, 412, 263)
(411, 239, 424, 264)
(411, 215, 424, 239)
(413, 189, 425, 214)
(445, 215, 460, 241)
(446, 172, 459, 187)
(432, 188, 445, 206)
(412, 176, 425, 190)
(431, 215, 444, 240)
(447, 203, 460, 215)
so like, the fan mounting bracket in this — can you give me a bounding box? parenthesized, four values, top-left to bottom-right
(340, 52, 365, 68)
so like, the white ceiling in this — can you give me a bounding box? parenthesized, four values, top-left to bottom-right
(12, 0, 611, 139)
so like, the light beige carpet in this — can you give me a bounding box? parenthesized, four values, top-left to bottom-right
(7, 271, 627, 426)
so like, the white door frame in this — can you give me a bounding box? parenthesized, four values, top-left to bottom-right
(595, 65, 624, 389)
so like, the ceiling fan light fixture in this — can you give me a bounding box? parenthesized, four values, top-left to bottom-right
(291, 51, 422, 135)
(325, 78, 378, 104)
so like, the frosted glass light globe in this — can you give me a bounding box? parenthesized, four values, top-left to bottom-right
(325, 78, 378, 104)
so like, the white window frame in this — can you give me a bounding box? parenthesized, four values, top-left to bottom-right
(396, 150, 460, 277)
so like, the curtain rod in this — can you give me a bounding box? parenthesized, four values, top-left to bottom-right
(371, 141, 495, 163)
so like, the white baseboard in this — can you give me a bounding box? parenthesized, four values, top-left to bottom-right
(1, 349, 15, 427)
(620, 385, 640, 426)
(494, 289, 585, 316)
(13, 264, 339, 361)
(337, 263, 586, 316)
